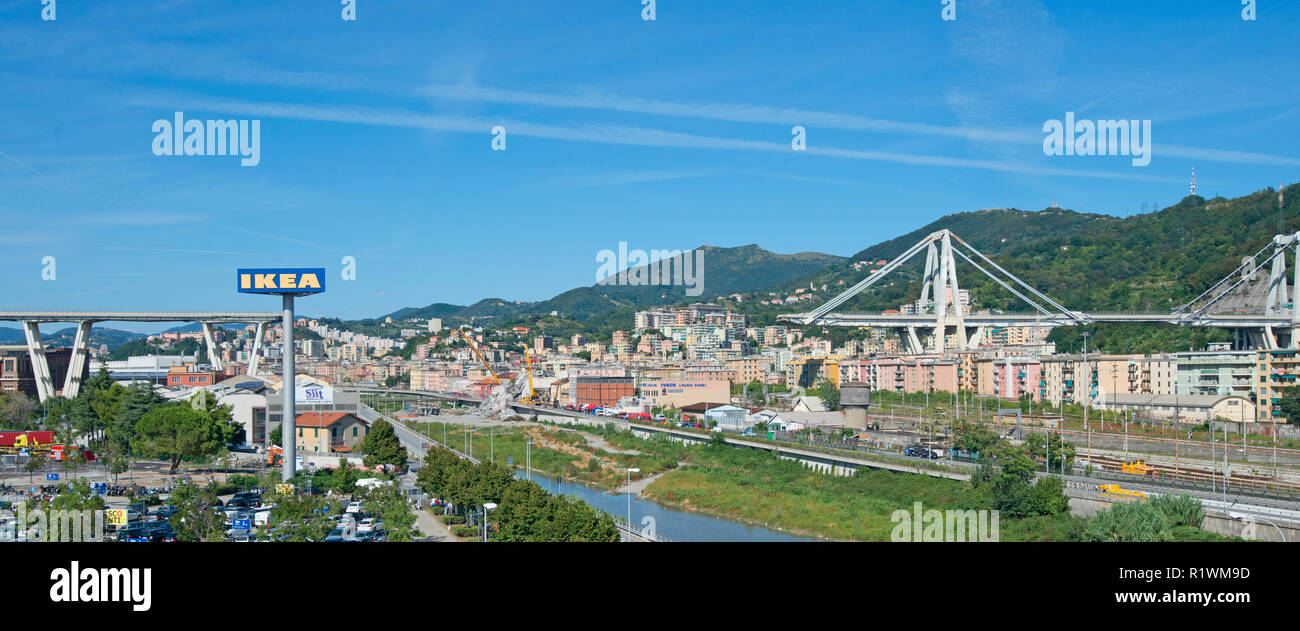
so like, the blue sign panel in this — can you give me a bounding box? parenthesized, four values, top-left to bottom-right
(233, 519, 251, 530)
(236, 268, 326, 294)
(46, 473, 58, 481)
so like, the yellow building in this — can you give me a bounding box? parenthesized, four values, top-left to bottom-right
(785, 355, 843, 389)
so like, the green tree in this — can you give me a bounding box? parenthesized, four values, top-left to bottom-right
(49, 480, 105, 513)
(811, 377, 841, 411)
(1027, 475, 1071, 516)
(166, 482, 227, 542)
(0, 393, 38, 430)
(1274, 386, 1300, 425)
(954, 421, 999, 454)
(360, 419, 408, 470)
(132, 405, 225, 474)
(60, 447, 86, 480)
(110, 382, 166, 452)
(1026, 432, 1076, 471)
(23, 451, 47, 486)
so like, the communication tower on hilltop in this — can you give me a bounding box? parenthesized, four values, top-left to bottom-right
(1190, 167, 1197, 196)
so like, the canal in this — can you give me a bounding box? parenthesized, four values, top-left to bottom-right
(514, 470, 817, 542)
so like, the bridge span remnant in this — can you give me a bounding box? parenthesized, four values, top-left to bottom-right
(0, 311, 281, 402)
(779, 230, 1300, 353)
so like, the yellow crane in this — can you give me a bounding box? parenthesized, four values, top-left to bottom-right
(457, 329, 500, 385)
(520, 345, 543, 405)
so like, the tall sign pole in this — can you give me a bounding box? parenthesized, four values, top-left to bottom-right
(282, 293, 296, 481)
(238, 267, 326, 481)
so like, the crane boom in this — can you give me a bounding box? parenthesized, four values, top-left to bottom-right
(457, 329, 500, 384)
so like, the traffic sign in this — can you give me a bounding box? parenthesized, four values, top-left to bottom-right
(507, 456, 513, 466)
(45, 473, 58, 481)
(233, 519, 251, 530)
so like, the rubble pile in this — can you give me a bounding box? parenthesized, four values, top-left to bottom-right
(477, 373, 530, 419)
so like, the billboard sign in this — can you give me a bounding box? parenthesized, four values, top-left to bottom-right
(295, 383, 333, 405)
(232, 519, 251, 530)
(236, 268, 326, 294)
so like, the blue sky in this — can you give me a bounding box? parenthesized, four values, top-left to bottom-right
(1, 0, 1298, 330)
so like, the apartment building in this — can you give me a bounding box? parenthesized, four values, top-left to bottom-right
(1174, 351, 1256, 398)
(1256, 349, 1300, 422)
(785, 356, 843, 389)
(988, 357, 1042, 402)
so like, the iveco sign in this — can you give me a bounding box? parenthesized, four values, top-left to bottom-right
(236, 268, 325, 294)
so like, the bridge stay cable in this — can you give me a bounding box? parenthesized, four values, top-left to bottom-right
(1172, 239, 1276, 315)
(1182, 245, 1288, 322)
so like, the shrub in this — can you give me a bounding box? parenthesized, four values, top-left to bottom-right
(453, 525, 479, 538)
(1150, 494, 1203, 528)
(440, 514, 465, 525)
(1028, 476, 1070, 517)
(1084, 501, 1170, 542)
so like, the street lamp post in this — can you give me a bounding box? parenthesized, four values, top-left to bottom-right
(526, 441, 533, 482)
(482, 502, 497, 542)
(626, 467, 640, 534)
(1229, 509, 1287, 542)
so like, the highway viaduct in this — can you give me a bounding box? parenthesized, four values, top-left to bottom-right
(0, 311, 281, 402)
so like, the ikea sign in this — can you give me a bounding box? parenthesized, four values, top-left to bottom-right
(237, 268, 326, 294)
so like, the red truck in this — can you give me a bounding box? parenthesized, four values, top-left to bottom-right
(0, 430, 56, 453)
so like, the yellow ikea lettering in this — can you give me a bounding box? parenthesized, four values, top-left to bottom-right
(279, 273, 297, 289)
(240, 274, 251, 289)
(298, 273, 321, 289)
(255, 274, 277, 289)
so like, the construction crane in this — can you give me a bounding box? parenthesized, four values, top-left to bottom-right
(456, 329, 500, 385)
(519, 345, 544, 405)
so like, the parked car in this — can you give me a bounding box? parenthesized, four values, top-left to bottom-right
(356, 529, 387, 542)
(357, 518, 384, 534)
(345, 501, 363, 514)
(231, 492, 262, 508)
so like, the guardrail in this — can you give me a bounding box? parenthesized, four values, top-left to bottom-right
(613, 519, 671, 542)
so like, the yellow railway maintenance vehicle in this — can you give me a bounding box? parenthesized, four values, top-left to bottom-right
(1098, 484, 1148, 500)
(1120, 459, 1154, 476)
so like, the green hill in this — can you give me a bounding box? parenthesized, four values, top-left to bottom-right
(382, 244, 846, 325)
